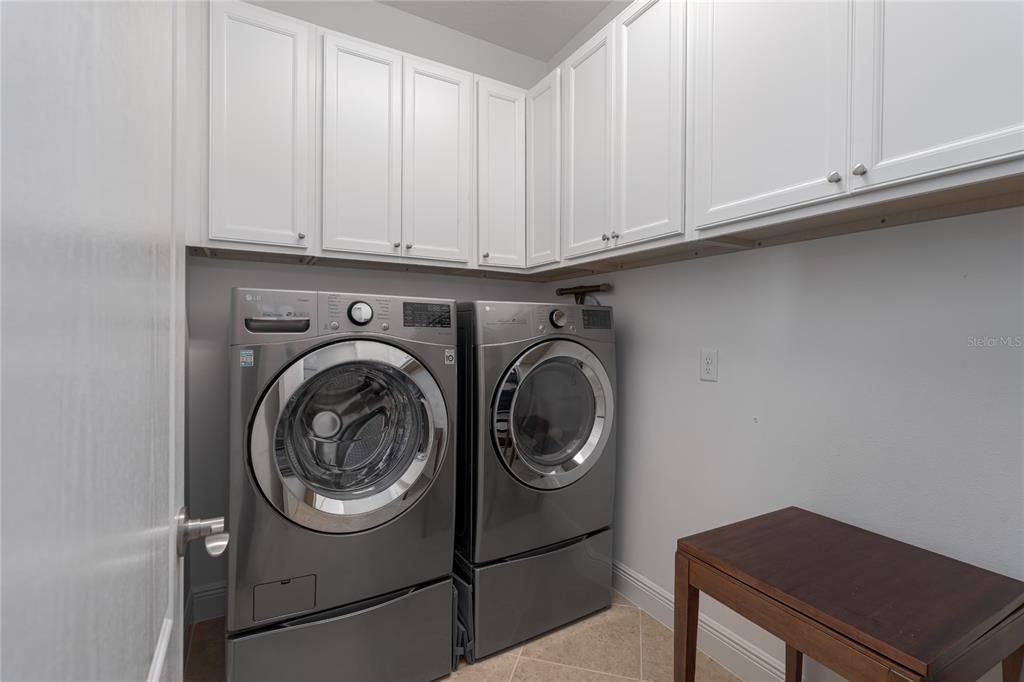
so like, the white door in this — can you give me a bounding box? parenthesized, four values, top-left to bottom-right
(209, 2, 315, 248)
(477, 77, 527, 268)
(850, 1, 1024, 190)
(562, 25, 616, 258)
(2, 1, 186, 680)
(527, 69, 562, 267)
(322, 33, 404, 256)
(403, 57, 474, 262)
(689, 0, 851, 228)
(614, 0, 684, 246)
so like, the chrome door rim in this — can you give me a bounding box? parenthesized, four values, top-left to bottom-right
(250, 339, 448, 533)
(492, 340, 613, 490)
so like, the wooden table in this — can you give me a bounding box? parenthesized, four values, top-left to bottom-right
(674, 507, 1024, 682)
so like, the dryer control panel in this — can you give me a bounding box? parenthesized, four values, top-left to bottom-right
(467, 301, 615, 346)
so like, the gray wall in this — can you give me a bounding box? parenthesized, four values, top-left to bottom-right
(185, 257, 552, 612)
(252, 0, 548, 89)
(187, 207, 1024, 682)
(561, 207, 1024, 681)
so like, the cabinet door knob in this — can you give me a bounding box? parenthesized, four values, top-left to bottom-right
(393, 241, 401, 248)
(826, 171, 842, 183)
(482, 252, 490, 259)
(852, 163, 868, 176)
(601, 234, 610, 241)
(610, 231, 620, 240)
(405, 243, 413, 249)
(297, 232, 306, 240)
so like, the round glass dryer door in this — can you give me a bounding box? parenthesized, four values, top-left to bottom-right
(492, 340, 613, 489)
(249, 340, 448, 533)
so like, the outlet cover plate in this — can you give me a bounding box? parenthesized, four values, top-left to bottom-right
(700, 349, 718, 382)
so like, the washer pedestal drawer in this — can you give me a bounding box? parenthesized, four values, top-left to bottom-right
(227, 577, 454, 682)
(460, 529, 613, 660)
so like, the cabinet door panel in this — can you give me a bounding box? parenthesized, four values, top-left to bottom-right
(527, 70, 561, 267)
(615, 0, 684, 246)
(850, 1, 1024, 189)
(689, 1, 850, 228)
(477, 78, 526, 268)
(209, 2, 313, 247)
(562, 26, 615, 258)
(403, 58, 474, 262)
(322, 33, 402, 256)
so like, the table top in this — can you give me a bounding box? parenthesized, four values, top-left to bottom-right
(678, 507, 1024, 676)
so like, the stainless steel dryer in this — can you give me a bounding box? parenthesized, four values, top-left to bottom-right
(226, 288, 457, 682)
(454, 301, 616, 661)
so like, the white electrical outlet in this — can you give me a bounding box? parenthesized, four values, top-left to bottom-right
(700, 349, 718, 382)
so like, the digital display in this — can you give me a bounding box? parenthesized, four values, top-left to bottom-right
(403, 302, 452, 328)
(582, 309, 612, 330)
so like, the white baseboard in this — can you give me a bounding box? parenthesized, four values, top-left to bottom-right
(188, 581, 227, 623)
(612, 561, 784, 682)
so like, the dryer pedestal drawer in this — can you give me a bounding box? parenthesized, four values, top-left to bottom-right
(463, 529, 613, 660)
(227, 578, 454, 682)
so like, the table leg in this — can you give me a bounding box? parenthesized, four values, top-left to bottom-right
(674, 553, 699, 682)
(1003, 644, 1024, 682)
(785, 644, 803, 682)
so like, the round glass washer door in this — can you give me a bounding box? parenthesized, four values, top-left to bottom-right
(492, 340, 613, 490)
(250, 339, 448, 533)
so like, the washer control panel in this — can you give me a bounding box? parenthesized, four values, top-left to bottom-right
(403, 302, 452, 328)
(348, 301, 374, 325)
(313, 292, 455, 342)
(233, 289, 455, 344)
(320, 294, 391, 333)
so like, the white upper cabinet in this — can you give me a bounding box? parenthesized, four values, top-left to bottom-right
(689, 1, 851, 228)
(322, 33, 403, 256)
(562, 25, 616, 258)
(209, 2, 314, 248)
(614, 0, 684, 246)
(402, 57, 474, 263)
(850, 1, 1024, 190)
(476, 78, 526, 268)
(527, 69, 561, 267)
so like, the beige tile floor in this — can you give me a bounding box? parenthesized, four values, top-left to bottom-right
(448, 592, 740, 682)
(183, 593, 741, 682)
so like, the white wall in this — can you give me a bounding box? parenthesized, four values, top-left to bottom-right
(185, 256, 552, 617)
(252, 0, 548, 88)
(564, 207, 1024, 682)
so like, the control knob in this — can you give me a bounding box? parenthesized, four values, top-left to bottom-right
(550, 309, 567, 328)
(348, 301, 374, 326)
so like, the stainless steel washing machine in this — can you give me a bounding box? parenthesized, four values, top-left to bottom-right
(454, 301, 616, 661)
(226, 288, 457, 682)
